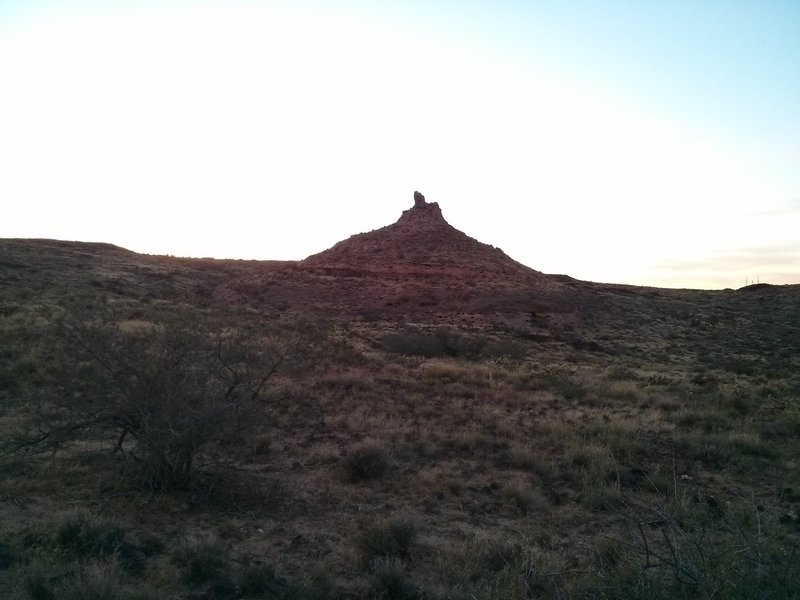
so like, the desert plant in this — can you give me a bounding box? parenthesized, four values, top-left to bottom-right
(344, 443, 390, 482)
(582, 483, 623, 511)
(358, 516, 417, 562)
(606, 364, 639, 381)
(172, 538, 233, 589)
(22, 562, 58, 600)
(54, 514, 151, 575)
(382, 330, 452, 358)
(587, 494, 800, 598)
(382, 327, 494, 359)
(238, 562, 280, 597)
(10, 307, 311, 490)
(505, 483, 548, 515)
(565, 443, 615, 482)
(368, 557, 421, 600)
(56, 515, 126, 559)
(59, 563, 125, 600)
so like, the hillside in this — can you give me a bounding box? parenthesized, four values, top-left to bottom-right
(302, 193, 546, 281)
(1, 195, 799, 598)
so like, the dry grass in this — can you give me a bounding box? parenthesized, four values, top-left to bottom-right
(1, 241, 799, 598)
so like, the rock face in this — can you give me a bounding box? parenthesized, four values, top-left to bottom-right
(396, 192, 447, 233)
(297, 191, 562, 317)
(301, 191, 554, 285)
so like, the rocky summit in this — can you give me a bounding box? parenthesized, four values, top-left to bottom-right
(301, 191, 551, 284)
(291, 191, 570, 321)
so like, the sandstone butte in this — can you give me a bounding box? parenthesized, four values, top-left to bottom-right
(293, 191, 569, 321)
(302, 191, 551, 284)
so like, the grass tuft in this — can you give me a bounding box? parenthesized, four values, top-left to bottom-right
(172, 538, 233, 588)
(358, 516, 417, 563)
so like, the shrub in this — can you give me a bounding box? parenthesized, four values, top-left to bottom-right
(420, 360, 473, 383)
(534, 370, 586, 399)
(60, 564, 124, 600)
(238, 563, 281, 597)
(23, 565, 57, 600)
(136, 532, 165, 558)
(382, 330, 452, 358)
(13, 307, 312, 490)
(382, 327, 497, 359)
(564, 443, 614, 482)
(593, 536, 624, 568)
(593, 495, 800, 598)
(723, 431, 774, 458)
(607, 365, 639, 381)
(480, 339, 528, 361)
(601, 380, 642, 402)
(172, 539, 232, 588)
(358, 516, 417, 562)
(56, 515, 125, 558)
(508, 443, 542, 471)
(479, 539, 522, 573)
(0, 543, 15, 570)
(54, 514, 149, 575)
(505, 483, 548, 515)
(582, 483, 623, 511)
(368, 558, 421, 600)
(344, 444, 389, 482)
(584, 421, 646, 458)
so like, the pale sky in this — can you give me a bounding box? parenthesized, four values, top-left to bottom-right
(1, 0, 798, 289)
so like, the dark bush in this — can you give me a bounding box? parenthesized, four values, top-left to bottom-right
(481, 540, 522, 573)
(383, 331, 451, 358)
(542, 374, 586, 400)
(173, 539, 232, 588)
(13, 307, 314, 491)
(383, 326, 524, 360)
(480, 339, 528, 361)
(207, 576, 239, 600)
(136, 532, 165, 557)
(368, 558, 421, 600)
(0, 543, 15, 570)
(344, 444, 389, 482)
(358, 516, 417, 562)
(238, 562, 285, 597)
(24, 573, 56, 600)
(56, 515, 125, 559)
(54, 514, 148, 575)
(607, 365, 638, 381)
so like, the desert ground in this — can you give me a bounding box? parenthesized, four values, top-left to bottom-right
(1, 201, 799, 598)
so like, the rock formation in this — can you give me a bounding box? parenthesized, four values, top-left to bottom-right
(297, 190, 560, 318)
(302, 191, 546, 280)
(397, 191, 445, 232)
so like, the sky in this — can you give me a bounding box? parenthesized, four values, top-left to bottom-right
(1, 0, 798, 289)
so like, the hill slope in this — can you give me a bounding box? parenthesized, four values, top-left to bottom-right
(302, 193, 547, 283)
(1, 199, 800, 598)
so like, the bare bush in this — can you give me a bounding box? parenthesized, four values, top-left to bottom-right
(344, 443, 390, 482)
(587, 494, 800, 598)
(10, 307, 313, 490)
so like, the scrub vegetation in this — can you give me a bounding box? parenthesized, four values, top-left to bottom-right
(1, 239, 799, 598)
